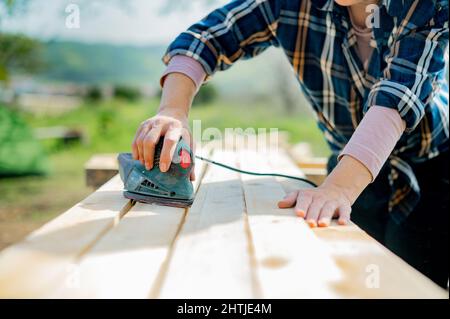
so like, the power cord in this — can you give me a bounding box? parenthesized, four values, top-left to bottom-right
(194, 155, 318, 188)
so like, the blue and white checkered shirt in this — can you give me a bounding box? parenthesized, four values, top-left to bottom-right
(163, 0, 449, 223)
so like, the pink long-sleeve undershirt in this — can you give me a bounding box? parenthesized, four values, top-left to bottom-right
(161, 55, 207, 92)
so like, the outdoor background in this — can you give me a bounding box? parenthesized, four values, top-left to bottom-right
(0, 0, 329, 250)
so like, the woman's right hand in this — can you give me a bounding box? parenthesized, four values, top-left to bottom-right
(131, 72, 197, 180)
(131, 109, 194, 179)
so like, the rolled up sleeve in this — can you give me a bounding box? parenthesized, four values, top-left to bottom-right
(366, 0, 449, 133)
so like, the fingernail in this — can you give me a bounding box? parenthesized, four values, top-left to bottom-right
(318, 220, 329, 227)
(296, 210, 306, 218)
(307, 220, 317, 228)
(160, 163, 167, 172)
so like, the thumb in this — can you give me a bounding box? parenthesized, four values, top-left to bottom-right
(278, 191, 299, 208)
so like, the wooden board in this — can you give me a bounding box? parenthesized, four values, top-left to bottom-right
(267, 150, 448, 298)
(238, 149, 342, 298)
(0, 175, 132, 298)
(159, 151, 254, 298)
(84, 153, 119, 188)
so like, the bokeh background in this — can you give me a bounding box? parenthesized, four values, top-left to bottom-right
(0, 0, 329, 250)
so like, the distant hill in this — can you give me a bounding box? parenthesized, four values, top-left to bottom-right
(34, 40, 309, 109)
(39, 41, 167, 86)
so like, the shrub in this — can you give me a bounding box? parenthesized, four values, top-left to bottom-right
(113, 85, 141, 102)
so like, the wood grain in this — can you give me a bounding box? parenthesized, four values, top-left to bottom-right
(159, 151, 255, 298)
(0, 175, 132, 298)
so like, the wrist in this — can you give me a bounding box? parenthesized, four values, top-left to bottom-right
(158, 104, 189, 120)
(322, 155, 371, 204)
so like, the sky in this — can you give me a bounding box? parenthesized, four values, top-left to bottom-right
(1, 0, 226, 45)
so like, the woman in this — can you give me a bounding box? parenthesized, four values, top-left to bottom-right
(131, 0, 449, 287)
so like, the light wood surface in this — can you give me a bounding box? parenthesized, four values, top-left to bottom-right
(0, 139, 446, 298)
(84, 153, 119, 188)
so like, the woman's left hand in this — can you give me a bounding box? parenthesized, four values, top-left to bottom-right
(278, 183, 352, 227)
(278, 155, 373, 227)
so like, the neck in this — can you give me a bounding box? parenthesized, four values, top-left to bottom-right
(348, 1, 379, 29)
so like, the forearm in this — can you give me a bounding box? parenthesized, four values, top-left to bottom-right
(323, 106, 406, 205)
(159, 72, 197, 117)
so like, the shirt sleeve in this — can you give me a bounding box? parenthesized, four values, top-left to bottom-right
(339, 106, 406, 182)
(366, 0, 449, 133)
(162, 0, 282, 80)
(160, 55, 207, 91)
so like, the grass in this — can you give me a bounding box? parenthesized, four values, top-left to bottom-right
(0, 98, 330, 249)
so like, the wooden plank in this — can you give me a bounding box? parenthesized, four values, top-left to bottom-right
(84, 153, 119, 188)
(48, 148, 211, 298)
(0, 175, 132, 298)
(159, 151, 255, 298)
(312, 225, 448, 298)
(238, 149, 342, 298)
(269, 149, 447, 298)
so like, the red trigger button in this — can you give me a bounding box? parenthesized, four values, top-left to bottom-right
(179, 149, 191, 169)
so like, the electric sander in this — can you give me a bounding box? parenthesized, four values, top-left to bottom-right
(118, 138, 318, 208)
(118, 138, 194, 208)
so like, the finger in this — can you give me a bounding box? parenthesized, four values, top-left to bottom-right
(294, 192, 312, 218)
(132, 122, 146, 160)
(277, 191, 299, 208)
(305, 198, 324, 228)
(318, 201, 338, 227)
(190, 163, 196, 181)
(136, 122, 152, 163)
(180, 126, 192, 148)
(337, 205, 352, 225)
(142, 126, 162, 170)
(181, 128, 196, 181)
(159, 127, 182, 172)
(181, 127, 195, 181)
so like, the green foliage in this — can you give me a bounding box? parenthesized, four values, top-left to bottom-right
(193, 84, 218, 106)
(85, 86, 103, 102)
(0, 33, 43, 82)
(0, 105, 48, 176)
(114, 85, 141, 102)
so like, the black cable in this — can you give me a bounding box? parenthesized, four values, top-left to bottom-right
(194, 155, 318, 188)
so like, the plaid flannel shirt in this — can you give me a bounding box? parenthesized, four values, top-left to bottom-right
(163, 0, 449, 223)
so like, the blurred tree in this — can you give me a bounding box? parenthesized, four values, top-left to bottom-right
(0, 33, 43, 82)
(193, 84, 218, 106)
(114, 85, 141, 102)
(0, 0, 42, 83)
(0, 104, 48, 176)
(86, 86, 103, 102)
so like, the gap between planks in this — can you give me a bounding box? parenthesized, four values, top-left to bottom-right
(157, 150, 260, 299)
